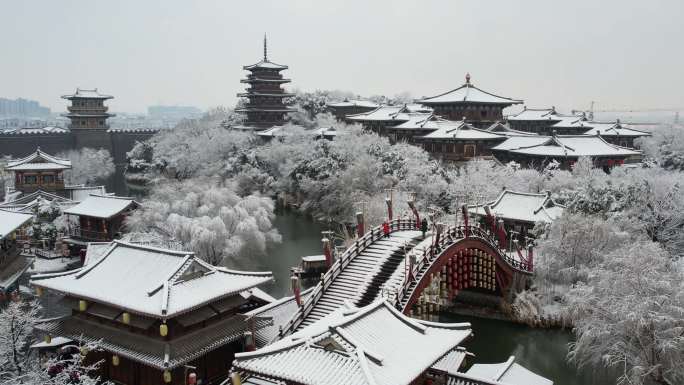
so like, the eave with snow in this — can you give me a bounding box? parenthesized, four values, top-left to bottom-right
(414, 119, 507, 162)
(0, 209, 33, 293)
(327, 98, 379, 121)
(61, 194, 139, 244)
(32, 241, 275, 384)
(418, 74, 522, 125)
(491, 135, 642, 170)
(5, 148, 71, 195)
(346, 104, 432, 134)
(469, 190, 565, 235)
(232, 300, 473, 385)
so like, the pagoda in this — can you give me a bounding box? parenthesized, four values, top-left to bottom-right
(235, 35, 295, 130)
(61, 88, 115, 130)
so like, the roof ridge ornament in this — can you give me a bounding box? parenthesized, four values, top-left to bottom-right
(465, 72, 471, 85)
(263, 33, 268, 61)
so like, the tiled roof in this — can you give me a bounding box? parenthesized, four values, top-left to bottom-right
(62, 194, 138, 219)
(0, 209, 33, 240)
(468, 190, 565, 224)
(464, 356, 553, 385)
(243, 59, 288, 71)
(61, 88, 113, 99)
(582, 121, 651, 137)
(245, 287, 315, 348)
(327, 99, 379, 109)
(420, 80, 522, 106)
(31, 241, 274, 318)
(234, 300, 472, 385)
(503, 135, 641, 157)
(419, 121, 506, 140)
(6, 149, 72, 171)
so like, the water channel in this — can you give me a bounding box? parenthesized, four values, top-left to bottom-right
(115, 173, 616, 385)
(249, 211, 616, 385)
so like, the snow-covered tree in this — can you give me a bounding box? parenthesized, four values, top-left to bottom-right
(0, 299, 40, 379)
(565, 242, 684, 385)
(125, 179, 281, 265)
(59, 148, 115, 185)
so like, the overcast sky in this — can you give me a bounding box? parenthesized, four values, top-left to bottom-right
(2, 0, 683, 113)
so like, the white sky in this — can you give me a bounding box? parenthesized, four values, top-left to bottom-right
(1, 0, 683, 114)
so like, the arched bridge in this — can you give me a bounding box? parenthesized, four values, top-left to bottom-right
(280, 218, 533, 336)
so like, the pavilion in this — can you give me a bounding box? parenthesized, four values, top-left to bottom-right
(32, 240, 275, 385)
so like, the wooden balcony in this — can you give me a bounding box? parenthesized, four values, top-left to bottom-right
(65, 226, 111, 242)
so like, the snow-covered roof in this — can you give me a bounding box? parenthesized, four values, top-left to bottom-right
(431, 347, 470, 374)
(389, 113, 448, 131)
(256, 126, 285, 138)
(61, 88, 113, 99)
(234, 300, 472, 385)
(420, 76, 522, 106)
(29, 336, 73, 349)
(6, 149, 72, 171)
(0, 190, 75, 214)
(245, 287, 315, 348)
(346, 105, 407, 122)
(419, 120, 507, 141)
(301, 255, 327, 263)
(582, 121, 651, 137)
(327, 99, 379, 109)
(549, 115, 588, 129)
(243, 59, 288, 71)
(491, 136, 550, 151)
(64, 185, 108, 202)
(469, 190, 565, 224)
(0, 209, 33, 240)
(62, 194, 138, 219)
(486, 122, 538, 136)
(506, 107, 559, 121)
(501, 135, 641, 157)
(0, 126, 69, 135)
(464, 356, 553, 385)
(31, 241, 274, 319)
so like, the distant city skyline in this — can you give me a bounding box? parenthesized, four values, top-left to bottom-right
(2, 0, 683, 114)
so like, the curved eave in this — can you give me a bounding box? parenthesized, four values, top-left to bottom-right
(61, 113, 116, 118)
(61, 95, 113, 100)
(237, 93, 295, 97)
(420, 99, 523, 106)
(240, 78, 291, 84)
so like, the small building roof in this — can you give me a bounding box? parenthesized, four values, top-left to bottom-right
(491, 135, 551, 151)
(6, 149, 72, 171)
(419, 75, 523, 106)
(243, 59, 289, 71)
(0, 209, 33, 240)
(500, 135, 641, 158)
(312, 126, 338, 138)
(486, 122, 538, 136)
(0, 190, 75, 214)
(506, 107, 560, 121)
(233, 300, 472, 385)
(62, 194, 138, 219)
(244, 287, 315, 348)
(582, 121, 651, 137)
(389, 113, 447, 131)
(469, 190, 565, 224)
(419, 120, 507, 141)
(0, 126, 69, 135)
(61, 88, 113, 100)
(346, 105, 406, 122)
(549, 115, 588, 129)
(64, 185, 108, 202)
(31, 241, 274, 319)
(463, 356, 553, 385)
(327, 99, 379, 109)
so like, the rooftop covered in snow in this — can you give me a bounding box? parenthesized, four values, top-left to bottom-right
(61, 88, 113, 100)
(418, 120, 507, 141)
(458, 356, 554, 385)
(327, 99, 379, 109)
(494, 135, 641, 158)
(233, 300, 472, 385)
(0, 209, 33, 240)
(62, 194, 138, 219)
(582, 121, 652, 137)
(469, 190, 565, 224)
(31, 240, 274, 319)
(5, 149, 72, 171)
(419, 75, 523, 106)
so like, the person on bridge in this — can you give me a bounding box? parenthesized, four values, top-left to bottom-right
(421, 218, 428, 239)
(382, 221, 390, 237)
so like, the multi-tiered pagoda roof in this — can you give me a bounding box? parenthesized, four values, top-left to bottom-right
(235, 36, 295, 130)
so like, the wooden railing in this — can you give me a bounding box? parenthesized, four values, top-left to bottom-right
(65, 226, 110, 242)
(393, 225, 533, 310)
(279, 218, 417, 336)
